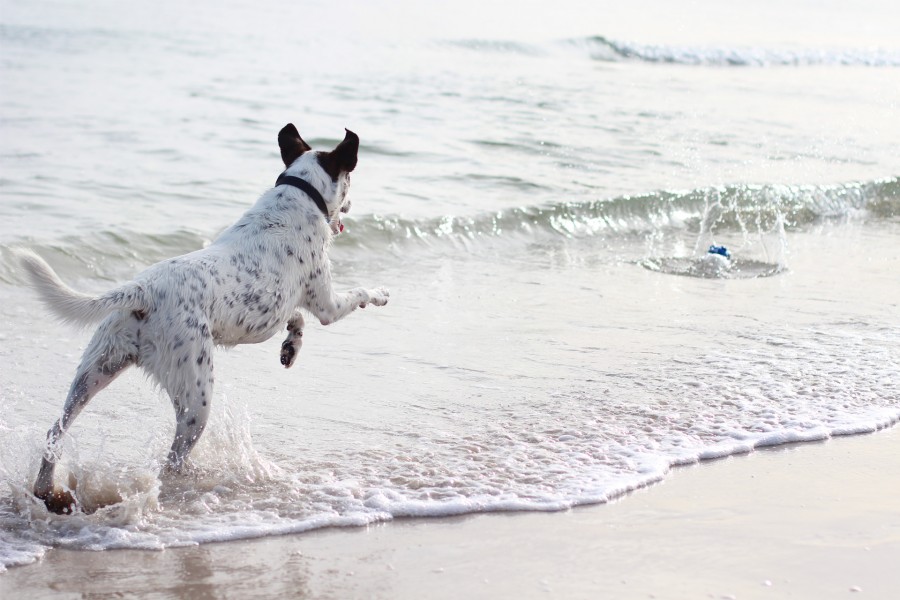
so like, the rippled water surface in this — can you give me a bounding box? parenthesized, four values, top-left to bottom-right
(1, 0, 898, 570)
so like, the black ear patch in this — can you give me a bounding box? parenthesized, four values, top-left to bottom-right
(278, 123, 312, 167)
(317, 129, 359, 180)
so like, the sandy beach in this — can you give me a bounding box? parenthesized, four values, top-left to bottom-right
(2, 427, 897, 599)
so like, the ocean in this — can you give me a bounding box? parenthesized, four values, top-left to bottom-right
(1, 0, 898, 571)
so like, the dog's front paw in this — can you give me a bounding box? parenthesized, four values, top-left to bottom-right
(368, 287, 390, 307)
(280, 339, 299, 368)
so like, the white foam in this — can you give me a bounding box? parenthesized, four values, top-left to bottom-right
(2, 406, 898, 570)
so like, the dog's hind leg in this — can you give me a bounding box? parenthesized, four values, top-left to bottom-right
(280, 309, 304, 368)
(155, 324, 214, 471)
(34, 314, 136, 513)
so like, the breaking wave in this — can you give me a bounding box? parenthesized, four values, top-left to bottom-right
(346, 178, 897, 250)
(579, 36, 900, 67)
(445, 35, 900, 67)
(0, 177, 895, 282)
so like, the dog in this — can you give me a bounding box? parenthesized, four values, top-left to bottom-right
(15, 124, 389, 514)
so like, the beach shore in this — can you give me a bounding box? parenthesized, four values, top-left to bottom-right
(3, 428, 898, 599)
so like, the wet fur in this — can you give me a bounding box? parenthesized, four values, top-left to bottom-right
(17, 125, 389, 514)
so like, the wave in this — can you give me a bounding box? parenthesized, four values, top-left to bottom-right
(444, 34, 900, 67)
(578, 36, 900, 67)
(341, 176, 898, 249)
(442, 38, 546, 56)
(0, 229, 211, 284)
(1, 177, 896, 282)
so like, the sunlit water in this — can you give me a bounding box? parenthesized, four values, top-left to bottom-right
(1, 0, 898, 570)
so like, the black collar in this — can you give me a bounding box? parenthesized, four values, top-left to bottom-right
(275, 174, 329, 219)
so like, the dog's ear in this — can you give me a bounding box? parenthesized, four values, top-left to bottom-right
(318, 129, 359, 179)
(278, 123, 312, 167)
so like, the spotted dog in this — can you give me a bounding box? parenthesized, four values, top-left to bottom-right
(16, 125, 389, 514)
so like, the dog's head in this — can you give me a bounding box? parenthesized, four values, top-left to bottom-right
(278, 124, 358, 234)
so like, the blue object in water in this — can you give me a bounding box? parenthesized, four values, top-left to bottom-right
(708, 245, 731, 259)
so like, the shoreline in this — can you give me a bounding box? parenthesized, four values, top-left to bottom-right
(3, 428, 899, 599)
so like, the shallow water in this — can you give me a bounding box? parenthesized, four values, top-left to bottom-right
(1, 0, 899, 571)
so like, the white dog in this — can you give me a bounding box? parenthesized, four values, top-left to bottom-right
(16, 124, 389, 514)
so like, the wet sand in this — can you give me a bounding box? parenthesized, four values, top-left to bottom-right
(2, 428, 898, 599)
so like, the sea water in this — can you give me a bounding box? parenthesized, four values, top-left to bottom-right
(1, 0, 898, 570)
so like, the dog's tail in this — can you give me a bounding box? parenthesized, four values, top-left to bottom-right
(14, 249, 150, 326)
